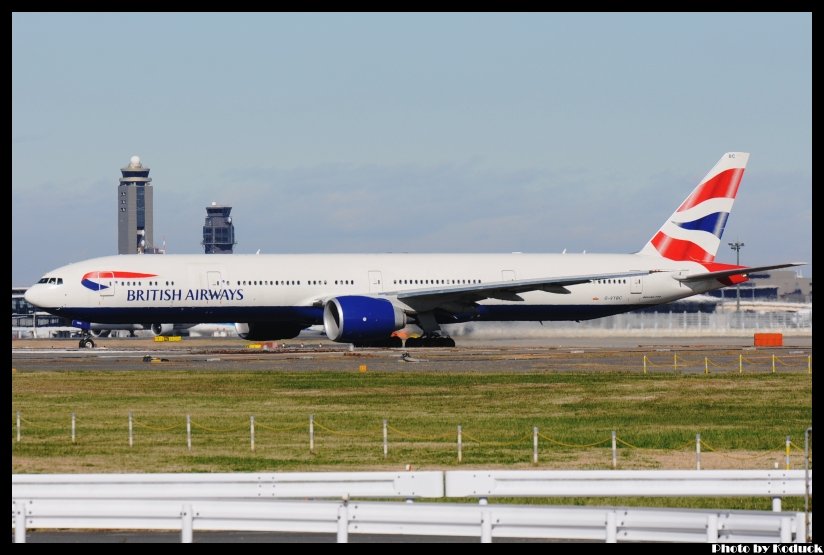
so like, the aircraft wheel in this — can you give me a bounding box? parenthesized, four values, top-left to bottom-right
(79, 338, 95, 349)
(438, 337, 456, 348)
(406, 336, 455, 348)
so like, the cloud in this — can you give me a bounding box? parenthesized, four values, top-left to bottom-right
(12, 160, 812, 284)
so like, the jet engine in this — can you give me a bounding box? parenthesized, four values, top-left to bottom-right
(150, 323, 175, 336)
(323, 296, 407, 343)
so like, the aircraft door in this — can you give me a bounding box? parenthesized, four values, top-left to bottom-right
(96, 272, 115, 297)
(186, 265, 223, 307)
(207, 271, 224, 306)
(368, 271, 383, 293)
(630, 275, 643, 294)
(207, 271, 222, 288)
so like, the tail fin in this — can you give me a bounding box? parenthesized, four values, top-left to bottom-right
(638, 152, 749, 262)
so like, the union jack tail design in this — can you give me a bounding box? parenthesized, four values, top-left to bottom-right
(638, 152, 749, 262)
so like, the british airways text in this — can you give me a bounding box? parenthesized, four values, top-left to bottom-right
(125, 288, 245, 302)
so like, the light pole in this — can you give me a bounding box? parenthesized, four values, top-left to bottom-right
(728, 240, 745, 312)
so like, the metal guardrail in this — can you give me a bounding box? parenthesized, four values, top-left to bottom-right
(343, 502, 805, 543)
(445, 470, 809, 499)
(11, 471, 444, 500)
(11, 470, 813, 543)
(11, 499, 807, 543)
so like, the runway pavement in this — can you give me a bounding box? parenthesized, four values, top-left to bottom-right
(11, 334, 812, 374)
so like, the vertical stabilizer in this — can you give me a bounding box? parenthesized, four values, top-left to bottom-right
(638, 152, 749, 262)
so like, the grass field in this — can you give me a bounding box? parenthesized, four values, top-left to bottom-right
(12, 369, 812, 510)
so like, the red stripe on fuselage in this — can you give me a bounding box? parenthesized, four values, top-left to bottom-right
(677, 168, 744, 212)
(81, 271, 158, 280)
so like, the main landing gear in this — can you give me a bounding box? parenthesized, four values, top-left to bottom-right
(404, 334, 456, 348)
(350, 334, 456, 348)
(402, 312, 457, 348)
(78, 335, 95, 349)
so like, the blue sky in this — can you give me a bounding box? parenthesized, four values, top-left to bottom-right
(12, 13, 811, 285)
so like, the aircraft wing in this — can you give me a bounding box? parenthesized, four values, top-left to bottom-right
(675, 263, 805, 283)
(386, 270, 652, 312)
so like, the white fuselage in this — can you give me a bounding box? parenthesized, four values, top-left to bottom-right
(25, 253, 717, 328)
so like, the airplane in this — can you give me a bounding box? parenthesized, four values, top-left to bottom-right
(24, 152, 803, 349)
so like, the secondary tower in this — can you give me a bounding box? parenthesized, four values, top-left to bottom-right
(202, 202, 236, 254)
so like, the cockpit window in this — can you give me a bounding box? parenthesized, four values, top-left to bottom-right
(38, 277, 49, 284)
(38, 277, 63, 285)
(48, 278, 56, 284)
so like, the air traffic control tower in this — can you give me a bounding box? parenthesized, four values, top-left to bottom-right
(202, 202, 236, 254)
(117, 155, 154, 254)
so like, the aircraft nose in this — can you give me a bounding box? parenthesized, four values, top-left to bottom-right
(24, 285, 46, 308)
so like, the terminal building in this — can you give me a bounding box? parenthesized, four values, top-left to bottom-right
(202, 202, 236, 254)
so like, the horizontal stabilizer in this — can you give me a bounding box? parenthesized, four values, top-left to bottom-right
(675, 262, 805, 283)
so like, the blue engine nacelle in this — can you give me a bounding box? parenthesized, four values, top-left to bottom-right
(323, 296, 407, 342)
(151, 323, 175, 336)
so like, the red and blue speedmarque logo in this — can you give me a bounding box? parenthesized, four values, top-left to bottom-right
(81, 271, 158, 291)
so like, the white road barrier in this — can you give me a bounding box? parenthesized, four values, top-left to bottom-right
(445, 469, 809, 502)
(12, 471, 443, 500)
(11, 470, 812, 543)
(11, 498, 808, 543)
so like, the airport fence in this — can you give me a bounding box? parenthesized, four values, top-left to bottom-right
(11, 410, 813, 472)
(597, 310, 811, 331)
(450, 309, 812, 337)
(640, 352, 811, 374)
